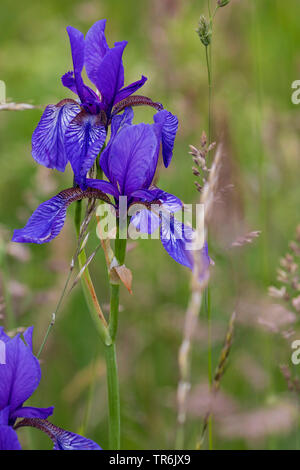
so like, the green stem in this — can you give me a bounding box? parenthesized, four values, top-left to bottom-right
(106, 225, 127, 448)
(105, 343, 120, 449)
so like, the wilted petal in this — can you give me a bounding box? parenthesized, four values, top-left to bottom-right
(64, 111, 106, 188)
(113, 75, 147, 105)
(11, 406, 54, 421)
(106, 123, 159, 195)
(0, 334, 41, 412)
(0, 425, 21, 450)
(154, 110, 178, 167)
(32, 100, 80, 172)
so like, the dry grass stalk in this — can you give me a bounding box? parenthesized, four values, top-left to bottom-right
(176, 140, 222, 448)
(0, 102, 39, 111)
(232, 230, 261, 247)
(198, 311, 236, 447)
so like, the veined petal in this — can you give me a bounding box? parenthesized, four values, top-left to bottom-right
(100, 107, 134, 176)
(32, 100, 80, 172)
(11, 406, 54, 421)
(93, 41, 127, 111)
(160, 216, 194, 269)
(0, 334, 41, 412)
(16, 419, 101, 450)
(130, 207, 160, 234)
(106, 123, 159, 196)
(113, 75, 147, 105)
(64, 111, 106, 188)
(85, 19, 109, 86)
(154, 110, 178, 167)
(12, 194, 69, 244)
(0, 425, 22, 450)
(12, 187, 111, 244)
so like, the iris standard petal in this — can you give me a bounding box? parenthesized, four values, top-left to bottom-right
(154, 110, 178, 167)
(85, 19, 109, 86)
(0, 334, 41, 412)
(64, 111, 106, 188)
(0, 425, 22, 450)
(66, 26, 87, 103)
(92, 41, 127, 111)
(100, 107, 134, 176)
(106, 123, 159, 196)
(113, 75, 148, 106)
(32, 99, 80, 172)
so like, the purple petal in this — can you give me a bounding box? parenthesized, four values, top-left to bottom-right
(86, 179, 119, 198)
(154, 110, 178, 167)
(106, 123, 159, 196)
(66, 26, 86, 103)
(0, 426, 22, 450)
(100, 107, 134, 176)
(130, 207, 160, 234)
(160, 216, 194, 269)
(0, 334, 41, 412)
(92, 41, 127, 111)
(12, 193, 69, 244)
(18, 419, 101, 450)
(132, 188, 182, 213)
(0, 407, 10, 425)
(11, 406, 54, 421)
(64, 111, 106, 188)
(61, 71, 100, 112)
(113, 75, 148, 105)
(32, 100, 80, 172)
(52, 429, 102, 450)
(0, 327, 10, 343)
(23, 326, 34, 350)
(85, 19, 109, 86)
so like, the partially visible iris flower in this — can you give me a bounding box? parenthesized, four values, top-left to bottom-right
(31, 19, 160, 188)
(0, 327, 101, 450)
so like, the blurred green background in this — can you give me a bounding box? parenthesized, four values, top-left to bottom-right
(1, 0, 300, 450)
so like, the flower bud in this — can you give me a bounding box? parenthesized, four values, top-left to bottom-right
(196, 15, 211, 47)
(217, 0, 230, 7)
